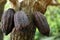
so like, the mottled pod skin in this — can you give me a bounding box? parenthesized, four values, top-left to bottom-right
(10, 10, 36, 40)
(1, 8, 15, 35)
(14, 11, 30, 30)
(33, 11, 50, 36)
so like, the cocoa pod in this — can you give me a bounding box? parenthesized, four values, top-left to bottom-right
(14, 10, 30, 31)
(33, 11, 50, 36)
(1, 8, 15, 35)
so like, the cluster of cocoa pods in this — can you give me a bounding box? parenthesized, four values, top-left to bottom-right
(1, 8, 50, 36)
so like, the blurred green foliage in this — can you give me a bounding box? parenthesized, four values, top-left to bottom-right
(45, 6, 60, 36)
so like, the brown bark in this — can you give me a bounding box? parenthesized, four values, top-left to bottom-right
(9, 0, 60, 13)
(33, 0, 52, 14)
(10, 24, 36, 40)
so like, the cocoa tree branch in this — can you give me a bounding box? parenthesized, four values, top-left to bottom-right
(49, 0, 60, 6)
(50, 3, 60, 6)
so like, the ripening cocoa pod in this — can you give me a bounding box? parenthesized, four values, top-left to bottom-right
(1, 8, 15, 35)
(14, 10, 30, 31)
(33, 11, 50, 36)
(11, 10, 36, 40)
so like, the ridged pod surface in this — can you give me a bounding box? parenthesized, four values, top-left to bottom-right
(1, 8, 15, 35)
(33, 11, 50, 36)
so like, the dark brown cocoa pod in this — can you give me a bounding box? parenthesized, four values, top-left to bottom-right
(1, 8, 15, 35)
(11, 10, 36, 40)
(14, 11, 30, 31)
(33, 11, 50, 36)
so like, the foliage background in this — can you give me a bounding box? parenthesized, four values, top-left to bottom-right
(4, 0, 60, 40)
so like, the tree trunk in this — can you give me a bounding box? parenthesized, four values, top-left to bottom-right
(10, 0, 51, 40)
(10, 8, 36, 40)
(10, 0, 36, 40)
(10, 24, 36, 40)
